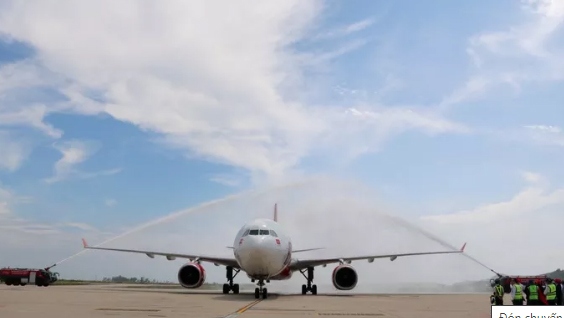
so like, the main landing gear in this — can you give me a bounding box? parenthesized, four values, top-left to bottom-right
(222, 266, 240, 294)
(300, 266, 317, 295)
(254, 279, 268, 299)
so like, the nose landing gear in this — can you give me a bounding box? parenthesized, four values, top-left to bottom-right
(254, 279, 268, 299)
(300, 266, 317, 295)
(222, 266, 240, 294)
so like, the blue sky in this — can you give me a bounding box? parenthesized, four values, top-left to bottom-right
(1, 0, 564, 286)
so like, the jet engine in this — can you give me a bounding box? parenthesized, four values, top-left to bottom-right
(332, 264, 358, 290)
(177, 263, 206, 288)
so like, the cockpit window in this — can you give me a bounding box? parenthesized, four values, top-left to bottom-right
(270, 230, 278, 237)
(259, 229, 269, 235)
(242, 229, 250, 236)
(249, 229, 259, 235)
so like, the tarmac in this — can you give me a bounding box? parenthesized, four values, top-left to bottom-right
(0, 284, 492, 318)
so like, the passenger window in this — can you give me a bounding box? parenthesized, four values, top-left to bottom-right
(270, 230, 278, 237)
(249, 230, 259, 235)
(259, 229, 269, 235)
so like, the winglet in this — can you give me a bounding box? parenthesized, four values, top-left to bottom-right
(82, 238, 89, 248)
(273, 203, 278, 222)
(460, 242, 467, 252)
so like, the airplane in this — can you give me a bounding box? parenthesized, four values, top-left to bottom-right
(81, 203, 466, 299)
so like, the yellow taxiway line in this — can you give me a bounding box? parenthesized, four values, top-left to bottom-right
(224, 299, 262, 317)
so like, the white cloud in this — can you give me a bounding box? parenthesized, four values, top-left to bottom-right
(420, 172, 564, 275)
(210, 174, 244, 187)
(0, 1, 465, 182)
(0, 182, 95, 235)
(104, 199, 117, 207)
(0, 61, 65, 138)
(322, 107, 469, 159)
(442, 0, 564, 107)
(524, 124, 564, 147)
(313, 18, 375, 40)
(471, 0, 564, 63)
(521, 170, 545, 184)
(59, 222, 99, 231)
(0, 130, 32, 171)
(525, 124, 561, 133)
(45, 139, 97, 183)
(44, 139, 120, 183)
(0, 181, 110, 270)
(0, 185, 12, 216)
(422, 187, 564, 224)
(0, 104, 63, 138)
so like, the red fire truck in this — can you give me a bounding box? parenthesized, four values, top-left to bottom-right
(0, 266, 59, 287)
(490, 274, 549, 293)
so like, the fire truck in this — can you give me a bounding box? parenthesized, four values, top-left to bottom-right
(0, 266, 59, 287)
(490, 274, 548, 293)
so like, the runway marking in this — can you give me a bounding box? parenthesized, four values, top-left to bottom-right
(223, 299, 262, 318)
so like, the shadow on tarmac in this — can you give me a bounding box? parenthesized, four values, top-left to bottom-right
(97, 286, 430, 299)
(103, 288, 282, 300)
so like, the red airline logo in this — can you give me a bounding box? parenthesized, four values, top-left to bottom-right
(275, 239, 280, 245)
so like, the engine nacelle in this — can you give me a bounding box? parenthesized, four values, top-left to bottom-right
(177, 263, 206, 288)
(332, 264, 358, 290)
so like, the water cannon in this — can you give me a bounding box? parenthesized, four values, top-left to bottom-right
(44, 263, 57, 271)
(489, 269, 504, 278)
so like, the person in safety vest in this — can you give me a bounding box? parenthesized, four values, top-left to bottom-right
(555, 278, 563, 305)
(526, 279, 540, 305)
(544, 278, 557, 305)
(510, 278, 525, 305)
(492, 278, 504, 305)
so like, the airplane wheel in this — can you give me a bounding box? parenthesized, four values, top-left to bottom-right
(233, 284, 239, 294)
(254, 288, 260, 299)
(311, 285, 317, 295)
(222, 283, 230, 294)
(301, 284, 307, 295)
(262, 288, 268, 299)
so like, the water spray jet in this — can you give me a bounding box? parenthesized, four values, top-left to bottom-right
(48, 177, 320, 267)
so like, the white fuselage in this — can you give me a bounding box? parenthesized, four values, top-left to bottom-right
(232, 218, 293, 280)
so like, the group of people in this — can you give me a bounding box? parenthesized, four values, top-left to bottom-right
(492, 277, 564, 305)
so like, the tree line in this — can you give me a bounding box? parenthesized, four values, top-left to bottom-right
(98, 275, 223, 285)
(101, 275, 166, 284)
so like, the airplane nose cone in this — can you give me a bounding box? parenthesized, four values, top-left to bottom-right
(237, 236, 280, 277)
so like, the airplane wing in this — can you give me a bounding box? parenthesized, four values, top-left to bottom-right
(292, 247, 325, 253)
(82, 239, 240, 269)
(290, 243, 466, 271)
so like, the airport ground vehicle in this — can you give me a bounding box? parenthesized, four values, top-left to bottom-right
(0, 267, 59, 286)
(490, 275, 548, 293)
